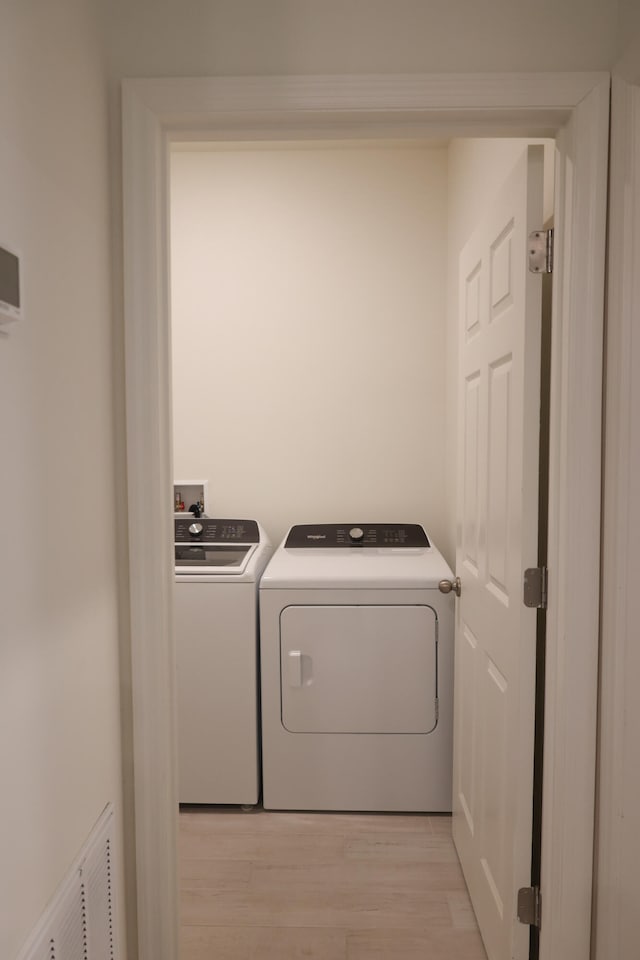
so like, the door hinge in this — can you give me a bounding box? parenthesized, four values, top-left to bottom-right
(517, 885, 541, 928)
(523, 566, 547, 609)
(528, 229, 554, 274)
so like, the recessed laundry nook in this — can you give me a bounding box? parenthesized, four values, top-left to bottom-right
(169, 135, 554, 960)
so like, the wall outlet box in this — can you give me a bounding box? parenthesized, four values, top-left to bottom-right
(174, 480, 209, 515)
(0, 244, 21, 324)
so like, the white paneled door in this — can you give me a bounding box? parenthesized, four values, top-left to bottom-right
(453, 145, 544, 960)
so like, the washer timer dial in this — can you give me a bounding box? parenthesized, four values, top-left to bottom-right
(349, 527, 364, 542)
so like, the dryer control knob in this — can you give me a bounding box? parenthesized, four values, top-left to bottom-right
(349, 527, 364, 542)
(188, 522, 204, 537)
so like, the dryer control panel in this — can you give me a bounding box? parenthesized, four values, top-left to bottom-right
(284, 524, 430, 548)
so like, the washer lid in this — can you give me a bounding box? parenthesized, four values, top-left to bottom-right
(175, 542, 258, 576)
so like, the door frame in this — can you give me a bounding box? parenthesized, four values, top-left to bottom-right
(595, 74, 640, 960)
(121, 72, 610, 960)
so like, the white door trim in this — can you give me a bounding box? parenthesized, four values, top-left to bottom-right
(595, 74, 640, 960)
(120, 72, 610, 960)
(540, 77, 610, 960)
(121, 89, 177, 959)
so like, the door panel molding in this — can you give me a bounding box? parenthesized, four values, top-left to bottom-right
(121, 72, 610, 960)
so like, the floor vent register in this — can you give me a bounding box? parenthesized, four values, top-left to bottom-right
(16, 803, 117, 960)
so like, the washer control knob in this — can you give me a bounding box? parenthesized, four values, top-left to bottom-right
(349, 527, 364, 542)
(188, 522, 204, 537)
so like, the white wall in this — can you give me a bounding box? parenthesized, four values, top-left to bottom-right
(170, 142, 449, 551)
(0, 3, 125, 958)
(102, 0, 617, 78)
(614, 0, 640, 81)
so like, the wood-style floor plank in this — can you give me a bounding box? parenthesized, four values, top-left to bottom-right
(345, 832, 461, 863)
(181, 925, 347, 960)
(181, 808, 434, 837)
(346, 927, 487, 959)
(182, 885, 452, 929)
(181, 829, 347, 864)
(179, 807, 487, 960)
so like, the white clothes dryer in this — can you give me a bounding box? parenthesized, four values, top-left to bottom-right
(259, 523, 454, 812)
(174, 517, 271, 805)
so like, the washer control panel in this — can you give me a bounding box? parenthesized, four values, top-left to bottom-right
(175, 518, 260, 544)
(284, 523, 430, 548)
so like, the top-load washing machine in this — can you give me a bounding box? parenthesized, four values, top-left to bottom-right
(174, 517, 271, 805)
(259, 523, 455, 812)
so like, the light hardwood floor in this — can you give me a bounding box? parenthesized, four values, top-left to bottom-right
(179, 808, 488, 960)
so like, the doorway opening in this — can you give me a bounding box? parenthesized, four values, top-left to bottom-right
(121, 72, 609, 960)
(168, 134, 554, 960)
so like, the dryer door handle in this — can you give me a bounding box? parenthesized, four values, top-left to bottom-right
(287, 650, 304, 687)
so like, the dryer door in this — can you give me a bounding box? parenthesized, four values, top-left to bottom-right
(280, 604, 437, 734)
